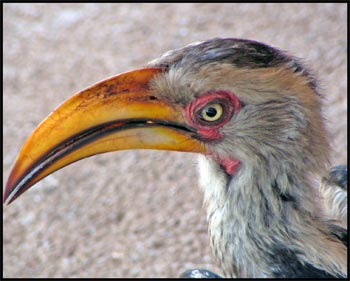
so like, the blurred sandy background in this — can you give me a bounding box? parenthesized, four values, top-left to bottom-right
(3, 3, 347, 278)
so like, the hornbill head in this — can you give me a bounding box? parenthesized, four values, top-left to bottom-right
(4, 38, 327, 205)
(6, 38, 344, 278)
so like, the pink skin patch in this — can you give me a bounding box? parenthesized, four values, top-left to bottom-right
(185, 90, 242, 175)
(207, 152, 241, 175)
(219, 158, 241, 175)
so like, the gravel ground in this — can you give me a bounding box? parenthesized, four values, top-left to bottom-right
(3, 3, 347, 278)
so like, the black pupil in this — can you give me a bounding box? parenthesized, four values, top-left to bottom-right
(205, 107, 217, 117)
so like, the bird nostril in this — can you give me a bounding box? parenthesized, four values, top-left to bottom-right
(149, 95, 158, 100)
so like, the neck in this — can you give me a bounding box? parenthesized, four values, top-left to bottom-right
(197, 155, 347, 278)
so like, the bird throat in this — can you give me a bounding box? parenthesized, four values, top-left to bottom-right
(205, 152, 241, 175)
(218, 158, 241, 175)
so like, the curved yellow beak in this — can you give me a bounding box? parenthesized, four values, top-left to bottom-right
(4, 68, 206, 204)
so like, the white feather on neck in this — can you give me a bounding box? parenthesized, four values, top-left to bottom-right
(197, 154, 347, 278)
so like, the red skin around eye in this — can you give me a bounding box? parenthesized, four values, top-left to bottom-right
(185, 90, 241, 140)
(185, 91, 242, 175)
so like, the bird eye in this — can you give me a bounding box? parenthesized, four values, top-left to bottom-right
(199, 103, 224, 122)
(186, 91, 241, 132)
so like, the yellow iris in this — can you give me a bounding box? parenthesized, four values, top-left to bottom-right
(200, 103, 223, 122)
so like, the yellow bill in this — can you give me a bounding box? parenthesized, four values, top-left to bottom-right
(4, 68, 207, 204)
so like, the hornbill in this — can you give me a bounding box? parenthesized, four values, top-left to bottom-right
(4, 38, 348, 278)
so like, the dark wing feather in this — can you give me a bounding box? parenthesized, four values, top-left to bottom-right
(180, 269, 222, 278)
(321, 165, 347, 224)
